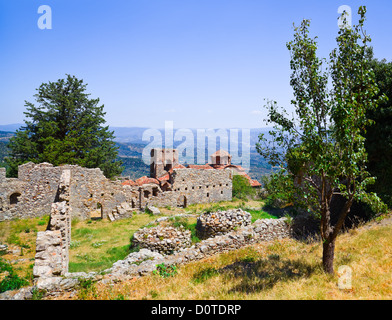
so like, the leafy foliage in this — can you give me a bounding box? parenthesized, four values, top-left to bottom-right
(364, 52, 392, 207)
(232, 175, 256, 200)
(153, 263, 178, 278)
(0, 258, 29, 293)
(5, 75, 123, 178)
(256, 7, 387, 273)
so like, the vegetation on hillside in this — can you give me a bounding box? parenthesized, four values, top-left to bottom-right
(65, 216, 392, 300)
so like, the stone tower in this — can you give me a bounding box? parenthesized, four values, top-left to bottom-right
(150, 148, 179, 178)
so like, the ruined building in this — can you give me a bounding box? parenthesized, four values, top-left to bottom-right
(0, 149, 261, 222)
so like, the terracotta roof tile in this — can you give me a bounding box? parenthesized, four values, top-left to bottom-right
(122, 180, 136, 186)
(158, 173, 170, 181)
(168, 164, 186, 173)
(135, 176, 160, 186)
(187, 164, 213, 170)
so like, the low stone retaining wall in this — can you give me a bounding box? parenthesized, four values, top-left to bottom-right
(107, 217, 290, 279)
(196, 209, 252, 239)
(1, 216, 291, 299)
(132, 226, 192, 255)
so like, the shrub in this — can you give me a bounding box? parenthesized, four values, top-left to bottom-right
(260, 172, 294, 208)
(0, 258, 29, 293)
(153, 263, 178, 278)
(232, 175, 256, 200)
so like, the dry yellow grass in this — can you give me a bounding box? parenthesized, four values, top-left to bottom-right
(70, 217, 392, 300)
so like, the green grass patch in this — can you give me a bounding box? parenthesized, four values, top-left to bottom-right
(0, 258, 29, 293)
(69, 214, 157, 273)
(191, 267, 220, 284)
(246, 209, 279, 223)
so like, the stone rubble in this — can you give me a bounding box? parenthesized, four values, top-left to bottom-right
(107, 217, 290, 279)
(132, 226, 192, 255)
(196, 208, 252, 239)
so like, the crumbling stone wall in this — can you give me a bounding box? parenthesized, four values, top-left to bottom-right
(0, 168, 5, 182)
(196, 209, 252, 239)
(33, 170, 72, 283)
(132, 225, 192, 254)
(0, 157, 234, 222)
(0, 163, 138, 222)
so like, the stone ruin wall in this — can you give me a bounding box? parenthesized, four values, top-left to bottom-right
(0, 163, 139, 222)
(0, 161, 233, 223)
(145, 168, 232, 209)
(33, 170, 72, 282)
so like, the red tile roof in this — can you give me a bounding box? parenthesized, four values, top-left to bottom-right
(187, 164, 213, 170)
(134, 176, 160, 186)
(167, 164, 186, 173)
(122, 180, 136, 186)
(158, 173, 170, 181)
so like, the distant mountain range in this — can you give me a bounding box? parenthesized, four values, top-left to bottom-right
(0, 124, 275, 181)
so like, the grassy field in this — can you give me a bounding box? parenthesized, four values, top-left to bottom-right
(2, 198, 391, 300)
(68, 199, 276, 273)
(0, 199, 275, 280)
(69, 216, 392, 300)
(0, 215, 50, 287)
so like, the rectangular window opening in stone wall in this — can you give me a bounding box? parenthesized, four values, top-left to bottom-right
(91, 203, 103, 220)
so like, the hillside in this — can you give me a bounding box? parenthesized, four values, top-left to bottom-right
(62, 214, 392, 300)
(0, 131, 14, 165)
(0, 126, 273, 180)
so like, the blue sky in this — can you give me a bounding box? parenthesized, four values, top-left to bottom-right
(0, 0, 391, 129)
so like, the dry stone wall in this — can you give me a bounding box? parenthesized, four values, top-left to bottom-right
(33, 170, 72, 283)
(132, 225, 192, 255)
(107, 217, 291, 279)
(196, 209, 252, 239)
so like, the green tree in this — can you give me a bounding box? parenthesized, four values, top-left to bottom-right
(364, 52, 392, 206)
(232, 175, 255, 200)
(257, 7, 387, 274)
(6, 75, 123, 178)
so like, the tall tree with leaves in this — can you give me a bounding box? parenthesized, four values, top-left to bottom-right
(257, 7, 387, 274)
(6, 75, 123, 178)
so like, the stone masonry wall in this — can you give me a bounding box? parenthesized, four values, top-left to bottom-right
(170, 168, 232, 206)
(108, 217, 291, 279)
(0, 163, 139, 222)
(33, 170, 72, 282)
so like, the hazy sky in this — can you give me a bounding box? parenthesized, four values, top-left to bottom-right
(1, 0, 391, 129)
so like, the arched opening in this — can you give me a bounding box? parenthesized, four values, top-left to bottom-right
(9, 193, 21, 206)
(177, 195, 187, 208)
(144, 190, 150, 199)
(183, 196, 187, 208)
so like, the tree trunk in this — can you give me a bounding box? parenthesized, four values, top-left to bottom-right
(322, 239, 336, 274)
